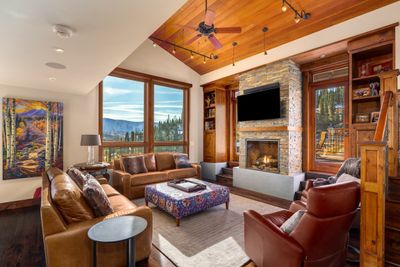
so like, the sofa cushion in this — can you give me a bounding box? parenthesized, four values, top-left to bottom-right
(336, 173, 360, 184)
(173, 153, 192, 169)
(144, 153, 157, 172)
(166, 168, 197, 180)
(155, 153, 175, 171)
(66, 167, 88, 189)
(101, 184, 121, 197)
(82, 178, 114, 217)
(121, 156, 148, 175)
(113, 158, 122, 171)
(50, 172, 95, 224)
(47, 167, 64, 182)
(130, 172, 169, 186)
(108, 195, 137, 212)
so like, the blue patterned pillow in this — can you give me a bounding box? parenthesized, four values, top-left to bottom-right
(173, 154, 192, 169)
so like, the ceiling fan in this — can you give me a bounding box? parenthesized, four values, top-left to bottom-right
(180, 0, 242, 49)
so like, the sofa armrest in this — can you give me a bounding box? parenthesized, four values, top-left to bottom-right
(191, 163, 202, 179)
(244, 210, 303, 267)
(45, 206, 152, 267)
(112, 170, 130, 194)
(96, 177, 108, 185)
(304, 179, 315, 191)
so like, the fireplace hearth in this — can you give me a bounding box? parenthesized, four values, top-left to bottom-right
(246, 139, 279, 173)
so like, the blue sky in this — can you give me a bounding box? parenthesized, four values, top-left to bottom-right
(103, 76, 183, 122)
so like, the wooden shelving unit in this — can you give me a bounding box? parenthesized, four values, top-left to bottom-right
(348, 27, 398, 165)
(203, 85, 227, 163)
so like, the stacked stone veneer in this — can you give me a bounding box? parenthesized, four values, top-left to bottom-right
(238, 59, 302, 176)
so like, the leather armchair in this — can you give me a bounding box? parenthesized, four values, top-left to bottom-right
(244, 181, 360, 267)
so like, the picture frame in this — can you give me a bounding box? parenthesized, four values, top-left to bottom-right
(371, 112, 380, 123)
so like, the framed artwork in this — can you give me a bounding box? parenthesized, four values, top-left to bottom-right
(2, 98, 63, 179)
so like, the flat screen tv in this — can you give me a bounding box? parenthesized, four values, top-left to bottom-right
(237, 84, 280, 122)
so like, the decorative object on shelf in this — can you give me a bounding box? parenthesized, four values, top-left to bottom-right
(371, 61, 392, 74)
(355, 113, 370, 123)
(73, 162, 110, 181)
(370, 112, 380, 123)
(369, 82, 380, 96)
(2, 98, 63, 179)
(231, 41, 238, 66)
(81, 134, 101, 165)
(281, 0, 311, 23)
(353, 87, 371, 98)
(358, 64, 368, 77)
(262, 27, 269, 55)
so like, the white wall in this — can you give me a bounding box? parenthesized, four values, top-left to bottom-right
(200, 2, 400, 86)
(119, 39, 203, 163)
(0, 84, 98, 203)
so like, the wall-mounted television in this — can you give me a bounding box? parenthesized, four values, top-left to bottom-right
(237, 83, 280, 122)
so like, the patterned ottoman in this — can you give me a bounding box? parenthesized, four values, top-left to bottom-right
(145, 178, 230, 226)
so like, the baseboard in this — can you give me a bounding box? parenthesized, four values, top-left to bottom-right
(0, 198, 40, 211)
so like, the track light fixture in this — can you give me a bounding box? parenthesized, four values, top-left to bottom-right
(203, 56, 206, 64)
(262, 27, 268, 55)
(153, 42, 157, 48)
(281, 0, 311, 23)
(150, 36, 217, 62)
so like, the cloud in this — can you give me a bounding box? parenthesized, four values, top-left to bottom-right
(103, 87, 136, 96)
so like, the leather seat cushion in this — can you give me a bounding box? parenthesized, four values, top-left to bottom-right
(166, 168, 196, 179)
(101, 184, 120, 197)
(263, 210, 294, 227)
(50, 173, 95, 224)
(108, 195, 137, 212)
(155, 153, 175, 171)
(130, 172, 169, 186)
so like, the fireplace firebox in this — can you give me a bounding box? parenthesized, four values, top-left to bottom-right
(246, 139, 279, 173)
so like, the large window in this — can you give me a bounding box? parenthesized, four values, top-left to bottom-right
(99, 68, 190, 162)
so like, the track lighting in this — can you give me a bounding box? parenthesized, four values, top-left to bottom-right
(153, 42, 157, 48)
(203, 56, 206, 64)
(281, 0, 311, 23)
(172, 47, 176, 54)
(190, 52, 194, 59)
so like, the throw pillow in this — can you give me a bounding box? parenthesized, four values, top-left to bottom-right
(82, 177, 114, 217)
(173, 153, 192, 169)
(336, 173, 360, 184)
(67, 167, 88, 189)
(312, 178, 331, 187)
(280, 210, 306, 234)
(121, 156, 148, 175)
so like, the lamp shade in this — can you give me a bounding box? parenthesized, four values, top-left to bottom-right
(80, 134, 101, 146)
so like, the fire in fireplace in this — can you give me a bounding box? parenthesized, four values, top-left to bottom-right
(246, 139, 279, 173)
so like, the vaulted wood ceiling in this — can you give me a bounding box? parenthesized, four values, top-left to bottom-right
(150, 0, 396, 75)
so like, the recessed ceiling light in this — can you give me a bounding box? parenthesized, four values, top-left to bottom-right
(48, 77, 57, 81)
(45, 62, 66, 69)
(53, 47, 64, 53)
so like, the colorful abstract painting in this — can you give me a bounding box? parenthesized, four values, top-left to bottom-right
(2, 98, 63, 179)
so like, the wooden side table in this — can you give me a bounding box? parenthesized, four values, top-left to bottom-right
(73, 162, 110, 181)
(88, 216, 147, 267)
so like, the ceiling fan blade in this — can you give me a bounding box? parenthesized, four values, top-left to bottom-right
(186, 34, 202, 45)
(175, 24, 198, 31)
(214, 27, 242, 34)
(204, 10, 216, 26)
(208, 34, 222, 49)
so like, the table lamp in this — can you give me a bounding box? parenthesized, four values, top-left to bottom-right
(81, 134, 101, 165)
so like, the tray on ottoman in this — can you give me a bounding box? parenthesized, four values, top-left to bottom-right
(145, 178, 230, 226)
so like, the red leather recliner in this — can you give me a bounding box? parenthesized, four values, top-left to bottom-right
(244, 181, 360, 267)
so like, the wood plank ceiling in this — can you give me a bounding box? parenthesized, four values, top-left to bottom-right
(149, 0, 396, 75)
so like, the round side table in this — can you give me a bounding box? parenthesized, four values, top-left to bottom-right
(88, 216, 147, 267)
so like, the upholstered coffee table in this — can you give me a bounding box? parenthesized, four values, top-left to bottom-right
(145, 178, 230, 226)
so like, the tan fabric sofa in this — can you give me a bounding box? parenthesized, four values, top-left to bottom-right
(112, 152, 201, 199)
(41, 168, 152, 267)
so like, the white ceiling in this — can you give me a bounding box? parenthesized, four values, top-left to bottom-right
(0, 0, 186, 94)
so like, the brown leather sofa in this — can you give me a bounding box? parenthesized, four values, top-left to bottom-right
(112, 152, 201, 199)
(244, 182, 360, 267)
(41, 168, 152, 267)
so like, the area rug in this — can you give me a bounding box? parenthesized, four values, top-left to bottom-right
(134, 194, 282, 267)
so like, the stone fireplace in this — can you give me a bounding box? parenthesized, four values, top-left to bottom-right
(246, 139, 279, 173)
(233, 59, 305, 200)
